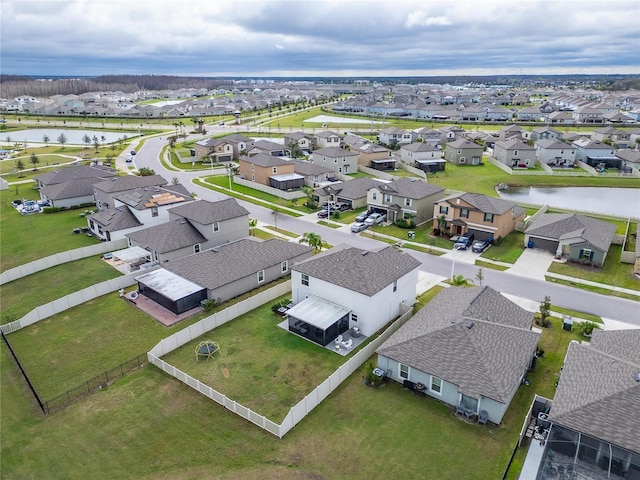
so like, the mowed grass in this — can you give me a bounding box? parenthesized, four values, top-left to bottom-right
(0, 257, 121, 321)
(163, 297, 345, 422)
(480, 232, 526, 264)
(0, 183, 102, 271)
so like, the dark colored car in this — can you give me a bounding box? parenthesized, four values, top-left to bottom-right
(317, 209, 329, 218)
(454, 233, 475, 250)
(471, 240, 489, 253)
(130, 150, 137, 155)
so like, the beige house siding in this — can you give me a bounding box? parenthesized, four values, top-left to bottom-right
(238, 160, 295, 186)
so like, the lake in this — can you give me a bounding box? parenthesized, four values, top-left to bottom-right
(498, 186, 640, 219)
(6, 128, 139, 145)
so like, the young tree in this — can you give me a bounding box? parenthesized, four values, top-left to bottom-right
(298, 232, 326, 252)
(138, 167, 156, 176)
(42, 134, 50, 147)
(171, 177, 180, 185)
(30, 152, 40, 170)
(248, 218, 257, 236)
(538, 296, 552, 328)
(450, 274, 473, 287)
(15, 158, 25, 177)
(93, 135, 100, 152)
(82, 134, 91, 149)
(57, 133, 67, 148)
(475, 267, 484, 288)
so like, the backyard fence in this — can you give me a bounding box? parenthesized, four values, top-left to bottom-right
(398, 162, 428, 180)
(232, 177, 307, 201)
(0, 238, 128, 285)
(147, 285, 414, 438)
(42, 354, 147, 414)
(0, 270, 148, 334)
(357, 165, 398, 181)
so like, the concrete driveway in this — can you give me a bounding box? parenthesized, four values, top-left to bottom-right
(507, 248, 555, 281)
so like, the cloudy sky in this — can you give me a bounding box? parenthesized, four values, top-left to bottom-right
(1, 0, 638, 77)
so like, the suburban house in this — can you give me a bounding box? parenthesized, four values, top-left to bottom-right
(411, 127, 441, 147)
(247, 139, 285, 157)
(376, 286, 540, 425)
(572, 139, 619, 169)
(125, 198, 249, 263)
(615, 148, 640, 167)
(291, 160, 333, 187)
(400, 142, 445, 173)
(524, 213, 616, 266)
(379, 127, 412, 146)
(88, 183, 192, 241)
(515, 106, 543, 122)
(530, 126, 563, 142)
(493, 139, 536, 168)
(238, 153, 303, 189)
(433, 192, 526, 241)
(546, 111, 575, 124)
(367, 178, 445, 225)
(222, 133, 254, 158)
(93, 174, 168, 211)
(288, 244, 421, 345)
(485, 106, 513, 122)
(313, 177, 384, 209)
(193, 137, 234, 162)
(314, 130, 341, 149)
(534, 139, 576, 167)
(499, 124, 526, 141)
(284, 132, 316, 154)
(350, 141, 395, 171)
(135, 238, 313, 315)
(310, 147, 359, 174)
(35, 165, 117, 208)
(444, 138, 484, 165)
(572, 106, 605, 124)
(591, 127, 631, 149)
(536, 329, 640, 479)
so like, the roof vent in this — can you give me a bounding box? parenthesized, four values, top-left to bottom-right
(361, 251, 369, 256)
(636, 372, 640, 382)
(465, 320, 475, 329)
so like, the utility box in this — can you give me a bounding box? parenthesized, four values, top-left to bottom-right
(562, 315, 573, 332)
(408, 231, 415, 239)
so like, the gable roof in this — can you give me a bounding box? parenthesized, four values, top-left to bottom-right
(446, 138, 481, 149)
(401, 142, 441, 153)
(525, 213, 616, 252)
(549, 330, 640, 453)
(89, 206, 142, 231)
(313, 147, 358, 158)
(240, 153, 291, 168)
(292, 160, 332, 176)
(93, 175, 168, 193)
(376, 178, 444, 199)
(168, 198, 249, 225)
(442, 192, 526, 216)
(41, 176, 100, 200)
(114, 184, 191, 211)
(166, 238, 312, 290)
(35, 165, 116, 186)
(317, 177, 384, 200)
(494, 139, 535, 151)
(251, 139, 284, 152)
(314, 130, 340, 139)
(535, 139, 572, 150)
(125, 219, 207, 253)
(376, 286, 539, 403)
(291, 244, 421, 297)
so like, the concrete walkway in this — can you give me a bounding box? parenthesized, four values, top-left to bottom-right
(506, 248, 556, 281)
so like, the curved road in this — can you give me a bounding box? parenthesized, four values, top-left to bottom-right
(132, 135, 640, 326)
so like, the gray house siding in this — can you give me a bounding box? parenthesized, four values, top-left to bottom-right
(183, 215, 248, 248)
(49, 194, 95, 209)
(568, 241, 606, 266)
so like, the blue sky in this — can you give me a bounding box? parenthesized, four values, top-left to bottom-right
(1, 0, 638, 77)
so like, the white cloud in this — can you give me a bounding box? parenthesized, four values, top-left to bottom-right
(405, 11, 452, 28)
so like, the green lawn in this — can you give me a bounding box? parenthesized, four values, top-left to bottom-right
(0, 184, 103, 271)
(370, 221, 455, 250)
(547, 244, 639, 291)
(262, 225, 299, 238)
(480, 232, 526, 264)
(475, 259, 510, 271)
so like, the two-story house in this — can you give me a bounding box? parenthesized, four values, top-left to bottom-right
(125, 198, 249, 263)
(367, 178, 445, 225)
(530, 126, 562, 142)
(288, 244, 421, 345)
(310, 147, 359, 175)
(314, 130, 342, 149)
(493, 139, 536, 168)
(193, 137, 234, 163)
(284, 132, 317, 155)
(410, 127, 441, 147)
(591, 127, 631, 149)
(378, 127, 412, 146)
(433, 192, 526, 241)
(400, 142, 445, 173)
(350, 141, 395, 171)
(444, 138, 484, 166)
(572, 138, 619, 168)
(534, 139, 576, 167)
(93, 175, 168, 211)
(238, 153, 298, 187)
(572, 106, 605, 124)
(247, 139, 285, 157)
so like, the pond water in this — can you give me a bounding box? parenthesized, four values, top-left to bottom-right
(498, 186, 640, 219)
(6, 128, 139, 145)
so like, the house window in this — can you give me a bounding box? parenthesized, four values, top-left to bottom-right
(484, 213, 494, 223)
(460, 208, 469, 218)
(351, 313, 358, 323)
(457, 149, 461, 154)
(430, 376, 442, 394)
(251, 163, 255, 171)
(439, 206, 448, 214)
(281, 260, 288, 273)
(251, 174, 255, 181)
(151, 206, 158, 217)
(194, 244, 200, 254)
(372, 192, 378, 200)
(272, 167, 277, 174)
(384, 194, 392, 203)
(580, 249, 593, 260)
(393, 280, 397, 292)
(213, 222, 220, 232)
(514, 150, 518, 156)
(301, 273, 309, 286)
(399, 364, 409, 379)
(459, 157, 466, 164)
(403, 199, 412, 210)
(257, 270, 264, 283)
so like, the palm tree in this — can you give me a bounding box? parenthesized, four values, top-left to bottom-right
(450, 274, 473, 287)
(300, 185, 317, 209)
(30, 152, 40, 170)
(248, 218, 257, 236)
(299, 232, 326, 252)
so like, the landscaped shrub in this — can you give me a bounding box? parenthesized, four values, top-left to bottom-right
(42, 206, 60, 213)
(395, 219, 416, 229)
(271, 298, 291, 313)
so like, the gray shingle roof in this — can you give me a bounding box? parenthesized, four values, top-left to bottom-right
(89, 207, 141, 231)
(317, 177, 383, 200)
(377, 286, 539, 403)
(444, 192, 525, 216)
(494, 139, 535, 151)
(166, 238, 312, 290)
(291, 245, 421, 297)
(402, 142, 440, 153)
(240, 153, 291, 168)
(252, 139, 284, 152)
(126, 219, 206, 253)
(114, 185, 191, 211)
(41, 176, 99, 200)
(525, 213, 616, 252)
(377, 178, 444, 199)
(35, 165, 116, 186)
(292, 160, 332, 176)
(535, 139, 570, 149)
(313, 147, 358, 158)
(168, 198, 249, 225)
(549, 330, 640, 453)
(93, 175, 167, 193)
(446, 138, 481, 149)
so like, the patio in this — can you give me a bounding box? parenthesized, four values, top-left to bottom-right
(278, 319, 367, 356)
(124, 290, 201, 326)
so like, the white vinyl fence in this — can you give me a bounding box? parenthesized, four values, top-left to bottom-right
(357, 165, 398, 181)
(1, 238, 128, 285)
(233, 177, 306, 200)
(147, 282, 414, 438)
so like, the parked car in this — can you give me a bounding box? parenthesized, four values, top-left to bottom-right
(11, 199, 23, 208)
(336, 202, 350, 212)
(454, 233, 475, 250)
(130, 150, 136, 155)
(364, 212, 386, 226)
(351, 222, 368, 233)
(471, 240, 489, 253)
(317, 209, 329, 218)
(355, 212, 369, 223)
(125, 155, 133, 163)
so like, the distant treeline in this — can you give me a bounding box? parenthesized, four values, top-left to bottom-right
(0, 75, 230, 99)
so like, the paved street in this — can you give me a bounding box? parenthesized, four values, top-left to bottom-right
(130, 136, 640, 327)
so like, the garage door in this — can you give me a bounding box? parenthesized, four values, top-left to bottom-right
(467, 228, 494, 241)
(217, 155, 232, 162)
(528, 237, 558, 253)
